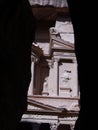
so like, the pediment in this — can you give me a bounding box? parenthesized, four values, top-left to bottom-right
(26, 98, 68, 115)
(50, 30, 74, 51)
(25, 98, 78, 117)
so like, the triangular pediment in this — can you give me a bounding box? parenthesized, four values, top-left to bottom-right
(50, 33, 74, 51)
(25, 98, 78, 117)
(26, 98, 68, 116)
(27, 98, 66, 112)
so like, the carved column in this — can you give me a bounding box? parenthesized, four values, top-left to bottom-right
(50, 123, 59, 130)
(53, 58, 59, 96)
(47, 60, 54, 96)
(28, 56, 35, 95)
(72, 58, 78, 97)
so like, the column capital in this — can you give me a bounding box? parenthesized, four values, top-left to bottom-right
(70, 124, 75, 130)
(31, 55, 39, 62)
(53, 58, 60, 62)
(31, 55, 35, 61)
(50, 123, 59, 130)
(48, 60, 53, 69)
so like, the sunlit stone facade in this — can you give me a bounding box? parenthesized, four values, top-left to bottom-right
(22, 1, 80, 130)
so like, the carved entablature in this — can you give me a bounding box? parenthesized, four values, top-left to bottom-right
(49, 27, 74, 54)
(29, 0, 68, 7)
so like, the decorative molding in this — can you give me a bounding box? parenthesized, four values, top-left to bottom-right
(29, 0, 68, 7)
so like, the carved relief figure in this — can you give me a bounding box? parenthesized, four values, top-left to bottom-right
(61, 69, 71, 87)
(43, 77, 48, 92)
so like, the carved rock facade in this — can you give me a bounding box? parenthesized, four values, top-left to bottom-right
(22, 2, 80, 130)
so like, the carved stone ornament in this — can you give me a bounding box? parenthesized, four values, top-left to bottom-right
(50, 123, 59, 130)
(70, 124, 75, 130)
(43, 77, 48, 92)
(61, 69, 71, 87)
